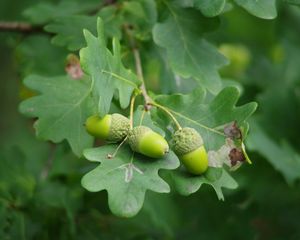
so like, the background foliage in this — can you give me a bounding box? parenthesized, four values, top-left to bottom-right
(1, 0, 300, 239)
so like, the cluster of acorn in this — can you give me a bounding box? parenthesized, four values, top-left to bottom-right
(85, 113, 208, 175)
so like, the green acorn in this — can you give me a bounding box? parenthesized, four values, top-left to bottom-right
(85, 113, 130, 142)
(128, 126, 169, 158)
(171, 127, 208, 175)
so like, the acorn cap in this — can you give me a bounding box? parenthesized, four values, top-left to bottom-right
(107, 113, 130, 142)
(127, 126, 151, 152)
(171, 127, 203, 156)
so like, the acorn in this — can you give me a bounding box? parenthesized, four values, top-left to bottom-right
(85, 113, 130, 142)
(128, 126, 169, 158)
(171, 127, 208, 175)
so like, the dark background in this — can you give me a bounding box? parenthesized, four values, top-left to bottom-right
(1, 0, 300, 239)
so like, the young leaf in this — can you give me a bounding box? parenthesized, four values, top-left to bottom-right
(81, 145, 180, 217)
(171, 168, 238, 200)
(19, 75, 94, 156)
(153, 87, 256, 197)
(80, 18, 141, 117)
(194, 0, 226, 17)
(234, 0, 277, 19)
(153, 2, 228, 94)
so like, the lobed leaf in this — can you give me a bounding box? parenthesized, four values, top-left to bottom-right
(153, 86, 257, 196)
(171, 168, 238, 200)
(23, 0, 102, 24)
(154, 87, 257, 150)
(80, 17, 141, 117)
(194, 0, 226, 17)
(45, 6, 123, 51)
(19, 75, 94, 156)
(153, 2, 228, 94)
(81, 145, 180, 217)
(234, 0, 277, 19)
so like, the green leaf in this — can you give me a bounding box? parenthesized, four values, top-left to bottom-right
(154, 87, 257, 150)
(80, 18, 141, 117)
(153, 2, 228, 93)
(19, 75, 94, 156)
(81, 145, 180, 217)
(45, 6, 123, 51)
(122, 0, 157, 40)
(194, 0, 226, 17)
(23, 0, 101, 24)
(247, 121, 300, 184)
(15, 35, 68, 77)
(284, 0, 300, 5)
(81, 106, 179, 217)
(0, 148, 36, 204)
(153, 87, 256, 197)
(45, 15, 98, 51)
(171, 168, 238, 200)
(133, 105, 165, 136)
(234, 0, 277, 19)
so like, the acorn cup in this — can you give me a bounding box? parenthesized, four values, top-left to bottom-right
(128, 126, 169, 158)
(85, 113, 130, 142)
(171, 127, 208, 175)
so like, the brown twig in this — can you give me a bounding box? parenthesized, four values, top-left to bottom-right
(0, 0, 118, 34)
(124, 24, 152, 111)
(0, 21, 44, 34)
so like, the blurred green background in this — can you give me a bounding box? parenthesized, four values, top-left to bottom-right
(1, 0, 300, 239)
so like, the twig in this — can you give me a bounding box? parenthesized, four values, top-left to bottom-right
(124, 24, 152, 110)
(0, 21, 44, 34)
(0, 1, 118, 34)
(123, 24, 183, 130)
(132, 48, 152, 108)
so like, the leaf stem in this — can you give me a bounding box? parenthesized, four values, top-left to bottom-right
(149, 102, 182, 130)
(107, 137, 128, 159)
(101, 70, 138, 88)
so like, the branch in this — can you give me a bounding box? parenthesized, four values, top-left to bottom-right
(123, 24, 182, 130)
(124, 24, 152, 110)
(0, 0, 119, 34)
(0, 21, 44, 34)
